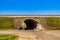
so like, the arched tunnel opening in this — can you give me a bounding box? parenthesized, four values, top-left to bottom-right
(24, 19, 38, 30)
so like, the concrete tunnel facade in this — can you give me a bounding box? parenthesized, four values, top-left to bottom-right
(0, 15, 51, 30)
(13, 16, 48, 30)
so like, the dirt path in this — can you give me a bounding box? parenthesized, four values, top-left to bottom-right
(0, 30, 60, 40)
(0, 30, 41, 40)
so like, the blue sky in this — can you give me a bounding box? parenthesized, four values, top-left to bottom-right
(0, 0, 60, 15)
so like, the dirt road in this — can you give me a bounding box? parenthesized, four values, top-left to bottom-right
(0, 30, 60, 40)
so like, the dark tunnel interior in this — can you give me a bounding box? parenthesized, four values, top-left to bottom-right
(24, 19, 38, 30)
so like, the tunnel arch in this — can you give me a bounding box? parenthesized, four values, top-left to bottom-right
(19, 18, 47, 30)
(24, 19, 38, 30)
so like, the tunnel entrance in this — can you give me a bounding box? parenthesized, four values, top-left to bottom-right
(24, 19, 38, 30)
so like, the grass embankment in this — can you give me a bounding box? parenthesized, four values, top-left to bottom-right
(0, 17, 16, 30)
(45, 17, 60, 30)
(0, 34, 18, 40)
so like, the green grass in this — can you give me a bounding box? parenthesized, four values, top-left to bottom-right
(0, 17, 16, 30)
(0, 34, 18, 40)
(0, 27, 16, 30)
(45, 17, 60, 30)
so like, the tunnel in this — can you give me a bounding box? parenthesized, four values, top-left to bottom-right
(24, 19, 38, 30)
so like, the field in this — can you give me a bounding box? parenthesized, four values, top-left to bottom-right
(45, 17, 60, 30)
(0, 17, 16, 30)
(0, 34, 18, 40)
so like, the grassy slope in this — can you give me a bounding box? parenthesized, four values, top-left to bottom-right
(0, 34, 18, 40)
(0, 17, 16, 30)
(45, 17, 60, 30)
